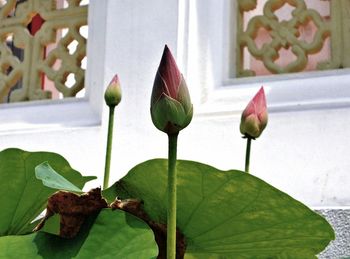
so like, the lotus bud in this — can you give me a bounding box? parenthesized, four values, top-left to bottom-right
(104, 74, 122, 107)
(240, 87, 268, 138)
(151, 45, 193, 135)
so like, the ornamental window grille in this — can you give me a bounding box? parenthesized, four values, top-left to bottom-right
(0, 0, 88, 103)
(236, 0, 350, 77)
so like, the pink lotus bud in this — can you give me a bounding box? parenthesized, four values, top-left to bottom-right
(104, 74, 122, 107)
(151, 45, 193, 134)
(240, 87, 268, 138)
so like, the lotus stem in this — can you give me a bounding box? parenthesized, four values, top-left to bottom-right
(167, 133, 178, 259)
(245, 137, 252, 173)
(103, 106, 115, 189)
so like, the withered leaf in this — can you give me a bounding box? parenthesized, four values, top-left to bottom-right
(33, 187, 108, 238)
(34, 190, 186, 257)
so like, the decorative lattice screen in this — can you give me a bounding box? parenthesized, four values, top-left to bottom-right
(237, 0, 350, 77)
(0, 0, 87, 103)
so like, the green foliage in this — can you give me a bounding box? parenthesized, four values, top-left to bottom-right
(0, 148, 94, 236)
(0, 209, 158, 259)
(35, 162, 84, 193)
(0, 149, 158, 258)
(111, 159, 335, 258)
(77, 209, 157, 259)
(0, 149, 335, 258)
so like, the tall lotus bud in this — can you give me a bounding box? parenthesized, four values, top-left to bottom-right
(240, 87, 268, 138)
(151, 45, 193, 135)
(104, 74, 122, 107)
(103, 74, 121, 189)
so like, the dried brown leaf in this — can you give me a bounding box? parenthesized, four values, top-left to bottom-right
(33, 188, 108, 238)
(34, 189, 186, 257)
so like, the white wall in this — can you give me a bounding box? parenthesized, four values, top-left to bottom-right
(0, 0, 349, 209)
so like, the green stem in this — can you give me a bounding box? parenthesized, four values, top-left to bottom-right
(103, 106, 115, 189)
(245, 137, 252, 173)
(167, 133, 178, 259)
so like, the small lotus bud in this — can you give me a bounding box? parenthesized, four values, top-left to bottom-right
(240, 87, 268, 138)
(104, 74, 122, 107)
(150, 45, 193, 134)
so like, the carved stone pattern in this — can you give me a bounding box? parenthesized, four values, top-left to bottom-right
(0, 0, 87, 102)
(237, 0, 350, 77)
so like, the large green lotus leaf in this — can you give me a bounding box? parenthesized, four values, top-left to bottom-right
(0, 148, 95, 236)
(0, 209, 158, 258)
(112, 159, 335, 258)
(77, 209, 157, 258)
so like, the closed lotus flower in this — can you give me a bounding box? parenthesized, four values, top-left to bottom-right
(151, 45, 193, 135)
(104, 74, 122, 107)
(240, 87, 268, 138)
